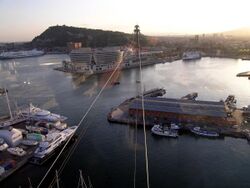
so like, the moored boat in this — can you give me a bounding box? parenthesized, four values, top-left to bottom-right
(25, 125, 48, 134)
(18, 104, 67, 122)
(7, 147, 26, 156)
(33, 126, 78, 159)
(0, 138, 9, 151)
(170, 123, 180, 130)
(151, 124, 178, 138)
(190, 127, 219, 137)
(21, 139, 38, 146)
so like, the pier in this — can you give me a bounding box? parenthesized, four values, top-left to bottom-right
(108, 90, 250, 140)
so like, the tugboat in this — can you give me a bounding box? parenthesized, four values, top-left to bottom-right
(7, 147, 26, 156)
(151, 124, 178, 138)
(190, 127, 219, 137)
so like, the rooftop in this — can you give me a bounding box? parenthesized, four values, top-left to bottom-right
(129, 97, 227, 118)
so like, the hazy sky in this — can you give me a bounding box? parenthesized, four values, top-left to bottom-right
(0, 0, 250, 42)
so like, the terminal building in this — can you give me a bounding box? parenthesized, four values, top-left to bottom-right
(129, 97, 236, 126)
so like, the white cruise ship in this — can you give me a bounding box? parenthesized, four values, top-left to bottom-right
(62, 47, 163, 74)
(62, 47, 123, 74)
(0, 49, 44, 60)
(182, 51, 201, 61)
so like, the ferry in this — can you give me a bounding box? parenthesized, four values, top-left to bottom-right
(7, 147, 26, 156)
(0, 138, 8, 151)
(18, 104, 67, 122)
(0, 49, 44, 60)
(182, 51, 201, 61)
(190, 127, 219, 137)
(151, 124, 178, 138)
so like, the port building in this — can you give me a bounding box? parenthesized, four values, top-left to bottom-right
(129, 97, 235, 125)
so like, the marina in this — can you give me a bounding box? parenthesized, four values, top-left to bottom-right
(0, 90, 77, 183)
(1, 55, 250, 187)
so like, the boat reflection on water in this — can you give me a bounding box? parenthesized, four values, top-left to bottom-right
(0, 61, 18, 75)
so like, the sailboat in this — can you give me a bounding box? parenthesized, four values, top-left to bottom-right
(0, 88, 27, 128)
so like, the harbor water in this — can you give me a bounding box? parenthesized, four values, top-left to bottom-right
(1, 55, 250, 187)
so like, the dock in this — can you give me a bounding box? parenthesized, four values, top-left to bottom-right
(0, 143, 36, 182)
(108, 90, 250, 140)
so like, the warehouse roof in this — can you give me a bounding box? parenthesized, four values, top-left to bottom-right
(129, 97, 227, 118)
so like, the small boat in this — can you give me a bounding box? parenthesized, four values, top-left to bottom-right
(190, 127, 219, 137)
(7, 147, 26, 156)
(151, 124, 178, 138)
(170, 123, 180, 130)
(21, 139, 38, 146)
(26, 133, 46, 142)
(0, 138, 8, 151)
(26, 125, 48, 134)
(52, 121, 67, 130)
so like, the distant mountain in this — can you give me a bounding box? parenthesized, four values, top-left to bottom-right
(223, 27, 250, 37)
(32, 25, 148, 48)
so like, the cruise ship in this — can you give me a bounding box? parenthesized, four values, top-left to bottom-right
(62, 47, 123, 74)
(182, 51, 201, 61)
(0, 49, 44, 60)
(62, 47, 163, 75)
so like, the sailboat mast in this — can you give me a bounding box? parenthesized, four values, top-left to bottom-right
(5, 89, 13, 120)
(55, 170, 60, 188)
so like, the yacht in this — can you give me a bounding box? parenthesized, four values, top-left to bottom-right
(19, 104, 67, 122)
(7, 147, 26, 156)
(0, 138, 8, 151)
(190, 127, 219, 137)
(52, 121, 67, 130)
(170, 123, 180, 130)
(182, 51, 201, 61)
(26, 125, 48, 134)
(21, 139, 38, 146)
(34, 126, 77, 159)
(34, 132, 64, 158)
(0, 49, 44, 60)
(0, 88, 27, 128)
(151, 124, 178, 138)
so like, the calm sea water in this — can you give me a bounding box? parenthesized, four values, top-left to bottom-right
(1, 55, 250, 188)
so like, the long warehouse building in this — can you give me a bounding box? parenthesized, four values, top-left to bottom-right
(129, 97, 236, 126)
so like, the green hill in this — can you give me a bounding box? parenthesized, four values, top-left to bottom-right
(32, 25, 148, 48)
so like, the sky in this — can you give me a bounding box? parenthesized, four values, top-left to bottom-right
(0, 0, 250, 42)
